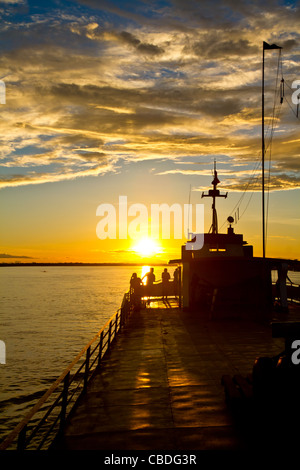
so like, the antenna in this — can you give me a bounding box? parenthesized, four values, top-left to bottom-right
(201, 160, 227, 234)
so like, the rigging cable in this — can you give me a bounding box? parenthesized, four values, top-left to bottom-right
(265, 49, 283, 247)
(220, 51, 283, 233)
(282, 79, 300, 120)
(219, 155, 262, 231)
(217, 49, 299, 233)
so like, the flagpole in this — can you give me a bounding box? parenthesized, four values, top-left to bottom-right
(262, 43, 265, 259)
(261, 41, 282, 259)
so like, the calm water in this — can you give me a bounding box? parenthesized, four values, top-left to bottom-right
(0, 265, 172, 443)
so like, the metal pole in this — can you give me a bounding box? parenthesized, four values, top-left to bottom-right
(60, 372, 70, 432)
(262, 44, 265, 259)
(17, 425, 27, 451)
(114, 311, 118, 339)
(178, 266, 182, 308)
(108, 321, 112, 347)
(98, 331, 104, 368)
(83, 347, 90, 393)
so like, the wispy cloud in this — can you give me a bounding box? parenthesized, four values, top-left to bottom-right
(0, 0, 299, 190)
(0, 253, 34, 259)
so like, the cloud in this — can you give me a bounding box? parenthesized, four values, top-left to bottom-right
(0, 253, 33, 259)
(118, 30, 164, 56)
(0, 160, 113, 189)
(185, 36, 259, 59)
(0, 0, 25, 3)
(0, 0, 299, 190)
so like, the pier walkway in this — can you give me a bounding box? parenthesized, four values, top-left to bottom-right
(55, 299, 286, 451)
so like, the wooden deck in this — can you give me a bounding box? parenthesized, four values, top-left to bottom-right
(53, 299, 299, 451)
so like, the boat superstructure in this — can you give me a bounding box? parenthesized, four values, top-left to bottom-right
(172, 161, 299, 319)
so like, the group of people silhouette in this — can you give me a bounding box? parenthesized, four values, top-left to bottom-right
(130, 267, 179, 310)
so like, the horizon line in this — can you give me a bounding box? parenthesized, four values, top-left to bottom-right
(0, 261, 172, 267)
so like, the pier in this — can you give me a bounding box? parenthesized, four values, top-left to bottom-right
(52, 299, 289, 451)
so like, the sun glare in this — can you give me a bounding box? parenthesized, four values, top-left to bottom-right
(132, 238, 162, 257)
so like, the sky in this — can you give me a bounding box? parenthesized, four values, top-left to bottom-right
(0, 0, 299, 264)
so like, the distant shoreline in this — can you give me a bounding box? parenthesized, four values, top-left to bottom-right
(0, 262, 170, 267)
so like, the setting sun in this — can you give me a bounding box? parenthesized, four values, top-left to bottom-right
(132, 238, 163, 257)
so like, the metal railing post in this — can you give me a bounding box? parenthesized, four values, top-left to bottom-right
(120, 306, 125, 326)
(60, 372, 70, 432)
(120, 294, 128, 326)
(17, 425, 27, 451)
(115, 312, 119, 337)
(83, 346, 91, 393)
(178, 266, 182, 308)
(108, 321, 112, 347)
(98, 331, 104, 368)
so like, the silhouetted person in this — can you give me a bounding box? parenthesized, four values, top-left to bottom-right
(162, 268, 170, 300)
(130, 273, 142, 310)
(173, 267, 179, 296)
(142, 267, 155, 301)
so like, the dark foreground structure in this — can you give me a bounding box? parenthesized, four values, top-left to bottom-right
(1, 291, 300, 451)
(53, 298, 300, 451)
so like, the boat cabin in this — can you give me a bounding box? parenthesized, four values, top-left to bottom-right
(172, 165, 274, 319)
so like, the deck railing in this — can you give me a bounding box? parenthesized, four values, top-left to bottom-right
(286, 282, 300, 303)
(0, 292, 133, 451)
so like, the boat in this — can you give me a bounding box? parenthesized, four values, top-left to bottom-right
(169, 161, 300, 321)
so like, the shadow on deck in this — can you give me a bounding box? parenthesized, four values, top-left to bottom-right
(53, 299, 300, 451)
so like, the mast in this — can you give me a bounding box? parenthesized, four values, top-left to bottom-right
(202, 161, 227, 234)
(262, 41, 281, 258)
(262, 44, 265, 259)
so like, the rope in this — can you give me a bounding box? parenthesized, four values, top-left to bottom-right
(265, 51, 283, 247)
(219, 155, 262, 231)
(217, 49, 299, 233)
